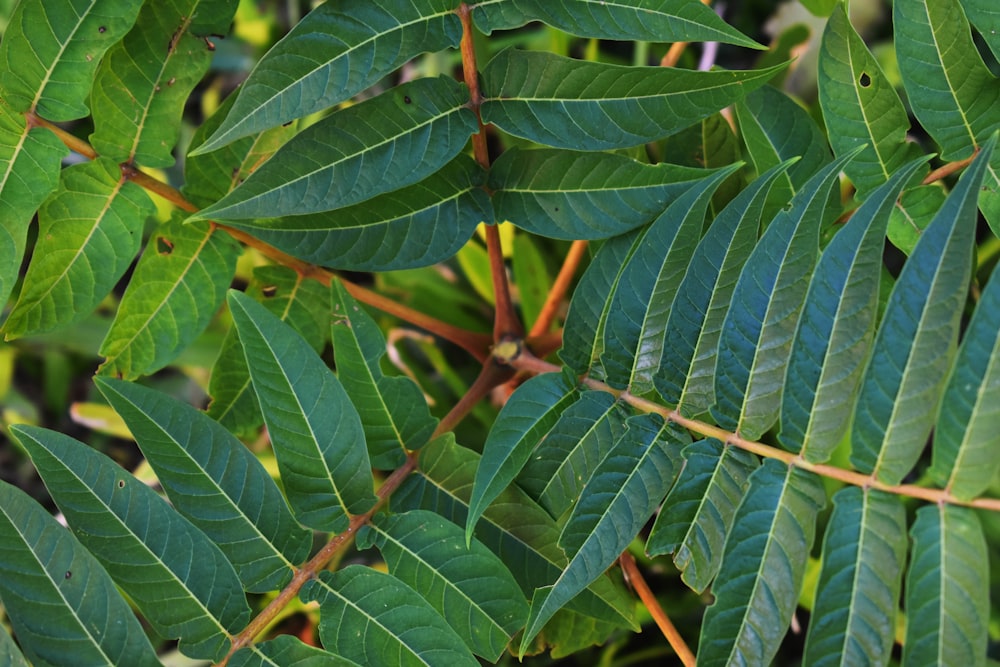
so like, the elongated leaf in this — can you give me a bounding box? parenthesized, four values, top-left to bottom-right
(735, 84, 832, 217)
(193, 77, 477, 221)
(225, 155, 490, 271)
(851, 137, 995, 484)
(330, 280, 437, 469)
(819, 3, 923, 197)
(601, 165, 739, 392)
(0, 0, 142, 120)
(95, 377, 312, 593)
(481, 50, 783, 151)
(512, 231, 553, 328)
(98, 215, 239, 379)
(357, 510, 528, 660)
(466, 372, 580, 542)
(803, 488, 907, 667)
(0, 105, 65, 311)
(646, 439, 758, 593)
(10, 426, 250, 661)
(231, 636, 360, 667)
(489, 147, 714, 240)
(697, 460, 826, 666)
(713, 152, 855, 439)
(208, 266, 330, 437)
(393, 435, 637, 631)
(560, 229, 643, 377)
(520, 415, 685, 653)
(895, 0, 1000, 160)
(961, 0, 1000, 61)
(228, 290, 376, 533)
(930, 261, 1000, 499)
(516, 390, 628, 519)
(781, 156, 928, 460)
(196, 0, 463, 152)
(656, 161, 794, 415)
(888, 183, 947, 255)
(5, 158, 152, 338)
(0, 480, 159, 667)
(903, 505, 989, 667)
(89, 0, 236, 166)
(301, 566, 478, 666)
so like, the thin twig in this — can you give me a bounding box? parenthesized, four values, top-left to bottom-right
(619, 551, 696, 667)
(922, 150, 978, 185)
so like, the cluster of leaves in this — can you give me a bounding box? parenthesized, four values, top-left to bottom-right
(2, 0, 1000, 665)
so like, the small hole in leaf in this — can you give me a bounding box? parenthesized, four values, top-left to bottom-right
(859, 72, 872, 87)
(98, 26, 106, 33)
(118, 480, 125, 488)
(65, 571, 72, 579)
(261, 285, 278, 297)
(157, 237, 174, 255)
(404, 96, 412, 104)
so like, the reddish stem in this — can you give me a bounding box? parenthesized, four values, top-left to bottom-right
(620, 551, 696, 666)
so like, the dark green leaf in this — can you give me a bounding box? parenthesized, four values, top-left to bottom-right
(0, 0, 142, 120)
(960, 0, 1000, 61)
(646, 439, 758, 593)
(888, 184, 947, 256)
(225, 155, 490, 271)
(511, 232, 554, 329)
(803, 488, 907, 667)
(231, 636, 360, 667)
(489, 147, 714, 240)
(467, 372, 580, 542)
(903, 506, 989, 667)
(196, 0, 463, 151)
(0, 480, 159, 667)
(96, 377, 312, 593)
(10, 426, 250, 661)
(193, 77, 477, 221)
(98, 215, 239, 379)
(331, 280, 438, 468)
(697, 461, 826, 666)
(228, 290, 376, 533)
(357, 510, 528, 661)
(301, 566, 478, 667)
(781, 156, 928, 460)
(851, 137, 995, 484)
(481, 50, 784, 150)
(4, 158, 152, 338)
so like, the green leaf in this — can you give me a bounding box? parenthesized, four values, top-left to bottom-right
(195, 0, 463, 152)
(511, 232, 553, 329)
(960, 0, 1000, 61)
(4, 158, 152, 338)
(930, 260, 1000, 499)
(330, 280, 437, 468)
(903, 505, 989, 667)
(301, 566, 478, 667)
(357, 510, 528, 661)
(0, 105, 66, 311)
(895, 0, 1000, 160)
(646, 439, 758, 593)
(10, 425, 250, 661)
(0, 0, 142, 120)
(489, 147, 714, 240)
(208, 266, 331, 437)
(520, 415, 685, 653)
(193, 77, 477, 221)
(95, 377, 312, 593)
(803, 488, 907, 667)
(818, 2, 923, 197)
(231, 636, 361, 667)
(516, 390, 628, 519)
(713, 152, 855, 440)
(656, 161, 794, 415)
(888, 184, 947, 256)
(224, 155, 491, 271)
(780, 156, 928, 460)
(393, 435, 637, 631)
(88, 0, 237, 167)
(227, 290, 377, 533)
(98, 215, 239, 379)
(851, 136, 995, 484)
(480, 49, 784, 151)
(466, 372, 580, 543)
(696, 460, 826, 666)
(0, 479, 159, 667)
(600, 164, 740, 392)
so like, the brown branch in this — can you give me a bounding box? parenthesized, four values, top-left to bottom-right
(922, 150, 978, 185)
(619, 551, 696, 667)
(433, 360, 516, 438)
(28, 113, 97, 159)
(660, 0, 712, 67)
(529, 240, 588, 337)
(507, 351, 1000, 513)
